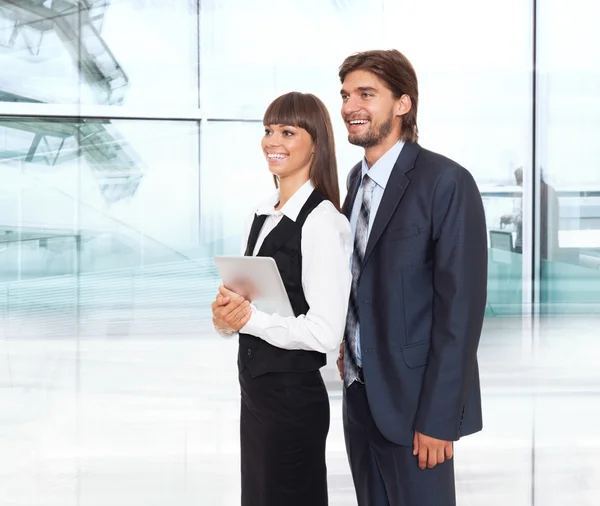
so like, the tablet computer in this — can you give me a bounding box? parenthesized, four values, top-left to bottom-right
(213, 256, 295, 318)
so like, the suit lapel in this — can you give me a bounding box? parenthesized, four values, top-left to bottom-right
(362, 142, 421, 267)
(342, 162, 362, 220)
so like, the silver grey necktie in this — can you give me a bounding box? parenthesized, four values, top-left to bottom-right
(344, 174, 375, 386)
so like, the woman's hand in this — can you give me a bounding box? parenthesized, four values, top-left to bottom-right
(211, 285, 252, 332)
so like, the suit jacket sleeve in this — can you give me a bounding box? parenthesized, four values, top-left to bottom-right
(414, 166, 488, 441)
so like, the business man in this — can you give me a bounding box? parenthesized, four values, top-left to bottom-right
(337, 49, 488, 506)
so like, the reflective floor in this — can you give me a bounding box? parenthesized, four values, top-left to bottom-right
(1, 315, 599, 506)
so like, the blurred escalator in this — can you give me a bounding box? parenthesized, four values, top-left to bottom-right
(0, 0, 128, 105)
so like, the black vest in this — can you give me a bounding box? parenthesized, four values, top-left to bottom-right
(238, 190, 327, 377)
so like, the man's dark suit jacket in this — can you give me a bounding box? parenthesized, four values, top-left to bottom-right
(343, 141, 488, 446)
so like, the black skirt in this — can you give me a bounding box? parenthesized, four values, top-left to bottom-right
(239, 368, 330, 506)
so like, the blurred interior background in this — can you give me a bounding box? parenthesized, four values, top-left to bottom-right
(0, 1, 599, 505)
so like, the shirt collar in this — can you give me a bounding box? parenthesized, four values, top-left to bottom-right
(361, 140, 405, 189)
(255, 179, 315, 222)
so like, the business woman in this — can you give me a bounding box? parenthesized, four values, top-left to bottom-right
(211, 91, 353, 506)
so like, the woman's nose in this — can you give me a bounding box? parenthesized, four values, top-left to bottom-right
(265, 134, 281, 147)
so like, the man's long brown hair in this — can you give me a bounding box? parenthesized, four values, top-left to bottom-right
(263, 92, 341, 210)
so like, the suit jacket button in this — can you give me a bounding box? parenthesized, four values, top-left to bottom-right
(247, 349, 252, 356)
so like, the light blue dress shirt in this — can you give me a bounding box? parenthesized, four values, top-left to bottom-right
(349, 140, 405, 366)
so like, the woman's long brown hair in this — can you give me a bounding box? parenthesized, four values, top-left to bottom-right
(263, 92, 341, 210)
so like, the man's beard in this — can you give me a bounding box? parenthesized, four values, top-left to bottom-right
(348, 113, 394, 148)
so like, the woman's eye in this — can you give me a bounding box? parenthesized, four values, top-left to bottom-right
(283, 130, 293, 136)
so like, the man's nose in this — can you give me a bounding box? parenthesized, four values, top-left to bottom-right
(342, 97, 360, 117)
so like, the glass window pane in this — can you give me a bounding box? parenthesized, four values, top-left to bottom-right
(78, 118, 200, 269)
(201, 0, 385, 119)
(538, 0, 600, 313)
(0, 117, 200, 276)
(536, 5, 600, 505)
(0, 118, 80, 343)
(98, 0, 199, 107)
(0, 1, 198, 107)
(1, 118, 77, 281)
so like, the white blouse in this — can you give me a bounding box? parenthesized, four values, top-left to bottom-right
(215, 180, 353, 354)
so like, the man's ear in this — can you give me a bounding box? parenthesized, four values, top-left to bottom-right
(395, 94, 412, 117)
